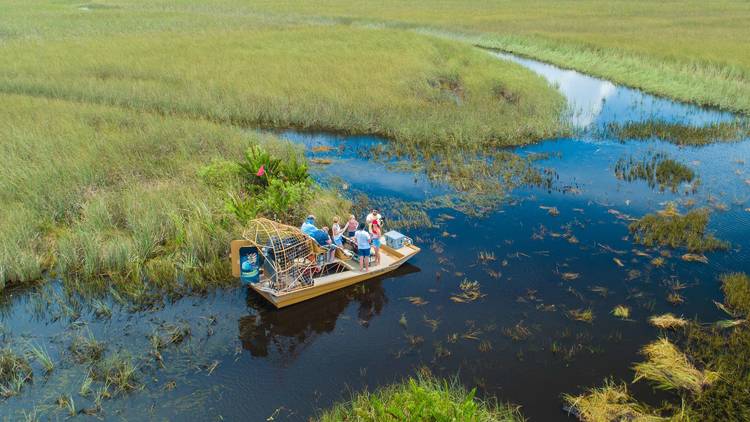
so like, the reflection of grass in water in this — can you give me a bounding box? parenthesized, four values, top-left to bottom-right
(614, 152, 696, 193)
(563, 380, 666, 422)
(606, 120, 749, 146)
(629, 207, 728, 253)
(317, 372, 524, 421)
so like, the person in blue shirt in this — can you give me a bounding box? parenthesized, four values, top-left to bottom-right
(354, 223, 372, 272)
(300, 215, 318, 237)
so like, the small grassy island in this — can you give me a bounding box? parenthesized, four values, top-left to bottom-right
(317, 373, 524, 422)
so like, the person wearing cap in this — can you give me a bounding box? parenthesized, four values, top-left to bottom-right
(371, 219, 382, 266)
(300, 215, 318, 237)
(365, 209, 382, 231)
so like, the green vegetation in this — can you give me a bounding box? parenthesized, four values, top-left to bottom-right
(0, 348, 32, 398)
(682, 272, 750, 419)
(0, 95, 349, 294)
(93, 352, 140, 396)
(317, 373, 524, 421)
(0, 26, 564, 149)
(242, 0, 750, 113)
(607, 121, 749, 146)
(720, 273, 750, 318)
(614, 153, 696, 193)
(629, 208, 728, 253)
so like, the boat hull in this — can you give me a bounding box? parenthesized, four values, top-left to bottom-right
(250, 243, 419, 308)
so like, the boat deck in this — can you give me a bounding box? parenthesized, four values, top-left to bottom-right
(253, 242, 419, 308)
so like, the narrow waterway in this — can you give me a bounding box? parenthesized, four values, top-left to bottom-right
(1, 53, 749, 421)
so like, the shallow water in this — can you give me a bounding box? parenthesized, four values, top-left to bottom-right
(2, 54, 750, 421)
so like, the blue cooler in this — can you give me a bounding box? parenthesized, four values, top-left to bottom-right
(240, 248, 260, 285)
(385, 231, 409, 249)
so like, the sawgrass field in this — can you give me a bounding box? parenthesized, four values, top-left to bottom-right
(0, 2, 565, 291)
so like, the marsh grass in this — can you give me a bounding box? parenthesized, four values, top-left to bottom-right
(93, 352, 140, 396)
(611, 305, 631, 320)
(0, 95, 348, 296)
(567, 308, 594, 323)
(25, 342, 54, 374)
(563, 380, 667, 422)
(629, 208, 728, 253)
(633, 338, 718, 394)
(682, 279, 750, 418)
(0, 348, 33, 398)
(649, 314, 688, 330)
(0, 27, 564, 149)
(607, 121, 749, 146)
(317, 373, 524, 421)
(720, 273, 750, 318)
(614, 153, 696, 193)
(70, 332, 106, 364)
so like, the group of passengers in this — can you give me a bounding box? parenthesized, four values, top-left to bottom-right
(300, 209, 383, 272)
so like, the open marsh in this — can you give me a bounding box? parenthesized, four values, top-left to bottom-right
(2, 49, 750, 421)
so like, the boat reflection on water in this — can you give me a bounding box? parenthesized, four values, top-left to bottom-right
(238, 263, 421, 359)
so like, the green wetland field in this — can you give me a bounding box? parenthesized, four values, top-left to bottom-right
(1, 1, 750, 421)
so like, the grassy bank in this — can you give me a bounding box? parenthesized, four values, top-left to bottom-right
(0, 94, 347, 293)
(243, 0, 750, 114)
(0, 26, 564, 148)
(317, 373, 524, 421)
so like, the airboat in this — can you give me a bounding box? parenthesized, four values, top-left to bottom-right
(230, 218, 420, 308)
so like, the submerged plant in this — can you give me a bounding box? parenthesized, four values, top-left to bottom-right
(629, 208, 728, 253)
(633, 338, 718, 394)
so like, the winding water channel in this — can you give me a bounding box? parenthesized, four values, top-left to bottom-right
(2, 52, 749, 420)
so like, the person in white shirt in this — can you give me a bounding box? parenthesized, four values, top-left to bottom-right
(354, 223, 372, 272)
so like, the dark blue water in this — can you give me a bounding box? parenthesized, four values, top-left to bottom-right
(1, 53, 749, 421)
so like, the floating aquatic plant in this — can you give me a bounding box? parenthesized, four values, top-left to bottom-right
(563, 379, 667, 422)
(648, 314, 688, 329)
(633, 338, 718, 394)
(612, 305, 631, 319)
(450, 280, 485, 303)
(568, 308, 594, 323)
